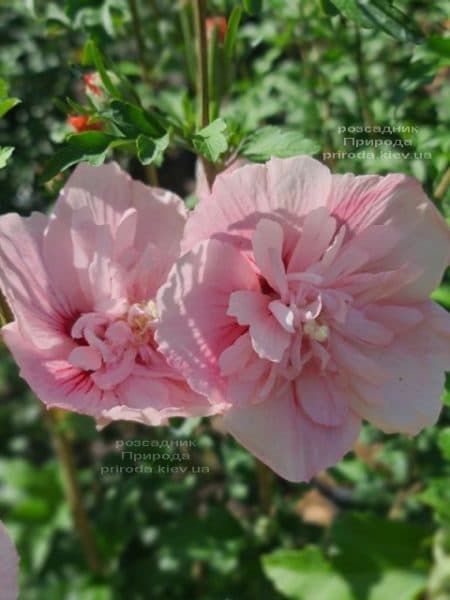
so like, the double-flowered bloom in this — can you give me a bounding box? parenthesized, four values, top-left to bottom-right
(0, 163, 214, 427)
(0, 156, 449, 481)
(156, 156, 450, 481)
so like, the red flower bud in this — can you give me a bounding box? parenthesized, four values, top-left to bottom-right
(83, 72, 103, 97)
(67, 115, 103, 133)
(206, 17, 227, 43)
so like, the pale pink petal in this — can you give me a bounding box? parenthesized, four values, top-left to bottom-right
(252, 219, 288, 299)
(156, 239, 260, 400)
(57, 162, 187, 289)
(0, 213, 68, 349)
(223, 387, 361, 482)
(333, 306, 394, 346)
(288, 207, 336, 273)
(0, 521, 19, 600)
(331, 334, 391, 385)
(2, 322, 113, 416)
(68, 346, 102, 371)
(269, 300, 296, 333)
(182, 156, 332, 254)
(219, 333, 254, 377)
(297, 370, 349, 427)
(329, 173, 450, 301)
(348, 305, 450, 434)
(228, 290, 291, 362)
(195, 157, 249, 202)
(99, 374, 220, 427)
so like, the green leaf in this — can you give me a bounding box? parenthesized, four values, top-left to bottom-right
(193, 118, 228, 162)
(41, 131, 120, 181)
(136, 133, 170, 167)
(330, 514, 429, 600)
(0, 146, 14, 169)
(83, 39, 120, 97)
(361, 0, 425, 44)
(431, 284, 450, 309)
(0, 78, 7, 97)
(438, 428, 450, 460)
(329, 0, 425, 43)
(185, 194, 199, 210)
(243, 0, 263, 15)
(419, 479, 450, 521)
(224, 6, 242, 63)
(329, 0, 367, 23)
(0, 97, 20, 118)
(427, 35, 450, 58)
(108, 100, 166, 138)
(262, 547, 353, 600)
(242, 126, 320, 161)
(320, 0, 340, 16)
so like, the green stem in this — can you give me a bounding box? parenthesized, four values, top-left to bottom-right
(256, 459, 275, 515)
(179, 3, 197, 88)
(47, 410, 104, 575)
(127, 0, 151, 83)
(145, 164, 159, 186)
(435, 166, 450, 202)
(193, 0, 216, 188)
(354, 27, 375, 130)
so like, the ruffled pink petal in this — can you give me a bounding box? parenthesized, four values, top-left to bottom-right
(223, 386, 361, 482)
(0, 521, 19, 600)
(251, 218, 288, 299)
(1, 322, 112, 417)
(347, 303, 450, 434)
(98, 373, 220, 427)
(57, 162, 187, 296)
(288, 207, 336, 273)
(195, 157, 249, 202)
(296, 369, 349, 427)
(329, 173, 450, 302)
(182, 156, 332, 254)
(0, 213, 69, 350)
(156, 239, 259, 400)
(228, 290, 291, 362)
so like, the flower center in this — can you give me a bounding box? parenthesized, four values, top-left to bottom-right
(68, 301, 159, 390)
(303, 319, 329, 342)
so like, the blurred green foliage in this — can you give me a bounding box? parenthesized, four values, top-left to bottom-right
(0, 0, 449, 598)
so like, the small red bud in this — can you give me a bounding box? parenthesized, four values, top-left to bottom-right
(67, 115, 103, 133)
(206, 17, 227, 43)
(83, 72, 103, 97)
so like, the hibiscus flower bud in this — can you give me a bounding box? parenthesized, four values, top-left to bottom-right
(206, 16, 228, 43)
(67, 115, 103, 133)
(83, 72, 103, 97)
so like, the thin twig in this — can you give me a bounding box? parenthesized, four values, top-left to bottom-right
(145, 164, 159, 186)
(255, 459, 275, 515)
(193, 0, 216, 188)
(434, 166, 450, 201)
(354, 26, 375, 131)
(47, 410, 104, 574)
(127, 0, 151, 83)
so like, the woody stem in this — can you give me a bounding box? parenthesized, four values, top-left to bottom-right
(47, 409, 104, 574)
(193, 0, 216, 188)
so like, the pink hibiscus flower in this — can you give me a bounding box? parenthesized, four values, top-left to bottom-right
(156, 156, 450, 481)
(0, 162, 214, 426)
(0, 521, 19, 600)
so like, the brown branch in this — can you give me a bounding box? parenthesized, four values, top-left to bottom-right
(47, 410, 104, 574)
